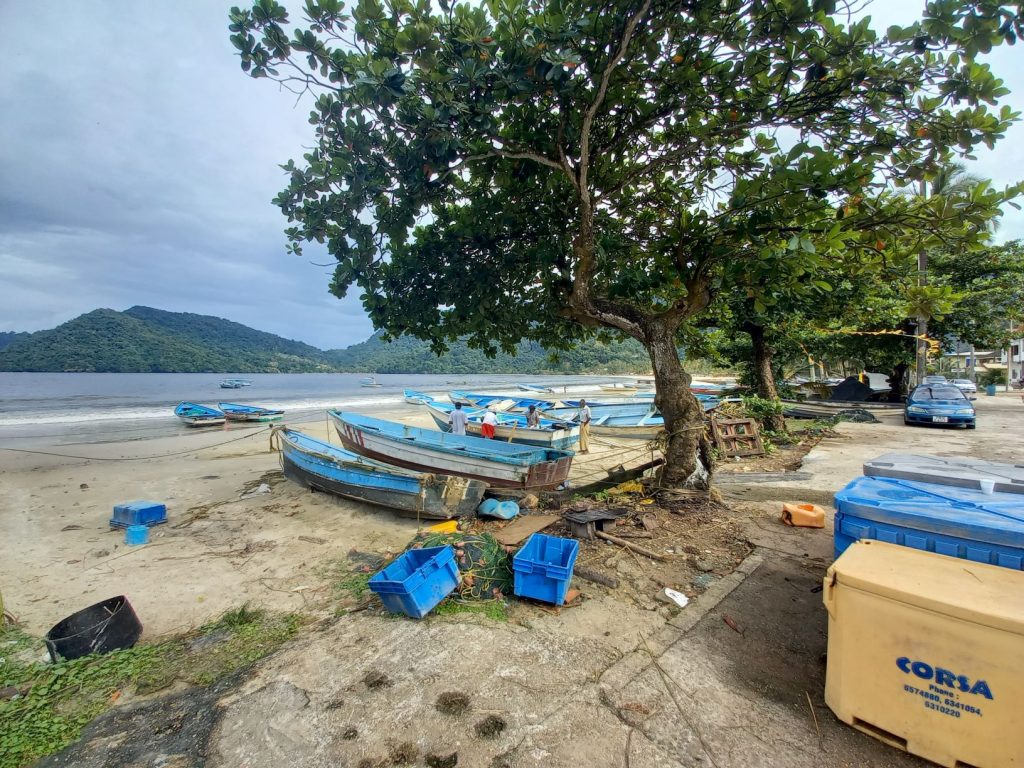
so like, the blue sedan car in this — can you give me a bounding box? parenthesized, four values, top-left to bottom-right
(904, 384, 977, 429)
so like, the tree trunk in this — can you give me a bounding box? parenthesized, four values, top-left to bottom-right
(888, 362, 908, 401)
(745, 323, 787, 433)
(646, 324, 711, 489)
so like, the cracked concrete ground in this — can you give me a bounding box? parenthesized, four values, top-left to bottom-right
(38, 395, 1021, 767)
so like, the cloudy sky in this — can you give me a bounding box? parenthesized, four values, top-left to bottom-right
(1, 2, 1022, 349)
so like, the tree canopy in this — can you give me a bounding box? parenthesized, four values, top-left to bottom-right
(230, 0, 1021, 483)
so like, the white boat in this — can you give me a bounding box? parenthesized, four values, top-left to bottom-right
(423, 401, 579, 450)
(360, 376, 383, 388)
(599, 383, 639, 394)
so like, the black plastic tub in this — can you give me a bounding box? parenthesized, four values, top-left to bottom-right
(44, 595, 143, 662)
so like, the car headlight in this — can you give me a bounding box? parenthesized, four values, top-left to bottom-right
(955, 409, 975, 415)
(907, 406, 928, 414)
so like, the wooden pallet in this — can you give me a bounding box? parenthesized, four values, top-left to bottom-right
(711, 418, 765, 457)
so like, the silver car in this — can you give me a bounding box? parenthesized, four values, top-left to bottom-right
(952, 378, 978, 394)
(922, 375, 948, 385)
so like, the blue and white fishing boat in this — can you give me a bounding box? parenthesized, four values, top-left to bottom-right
(174, 402, 226, 427)
(403, 389, 434, 405)
(450, 390, 557, 412)
(329, 411, 574, 489)
(277, 429, 485, 519)
(423, 401, 579, 450)
(360, 375, 383, 387)
(219, 378, 252, 389)
(218, 402, 285, 422)
(518, 383, 554, 393)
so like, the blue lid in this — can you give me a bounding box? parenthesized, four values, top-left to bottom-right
(836, 476, 1024, 546)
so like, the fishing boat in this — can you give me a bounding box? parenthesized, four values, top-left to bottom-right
(450, 390, 557, 412)
(276, 429, 485, 519)
(518, 383, 554, 393)
(174, 402, 226, 427)
(781, 400, 903, 419)
(329, 411, 573, 489)
(360, 376, 383, 388)
(423, 401, 579, 450)
(219, 378, 252, 389)
(218, 402, 285, 422)
(599, 383, 639, 394)
(544, 402, 660, 420)
(403, 389, 434, 405)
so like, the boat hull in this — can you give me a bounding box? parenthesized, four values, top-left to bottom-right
(280, 436, 484, 519)
(331, 413, 572, 490)
(424, 405, 578, 450)
(781, 400, 903, 419)
(177, 415, 226, 427)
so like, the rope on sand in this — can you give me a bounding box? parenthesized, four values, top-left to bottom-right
(0, 426, 275, 462)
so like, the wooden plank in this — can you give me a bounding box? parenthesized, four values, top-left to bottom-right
(595, 531, 671, 561)
(493, 514, 560, 546)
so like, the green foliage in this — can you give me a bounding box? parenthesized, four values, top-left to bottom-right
(325, 330, 658, 374)
(0, 332, 26, 352)
(0, 610, 300, 768)
(979, 368, 1007, 386)
(432, 599, 508, 622)
(0, 307, 337, 373)
(740, 395, 785, 425)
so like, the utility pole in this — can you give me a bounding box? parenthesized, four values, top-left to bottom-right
(916, 178, 929, 387)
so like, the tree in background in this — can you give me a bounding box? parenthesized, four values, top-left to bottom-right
(230, 0, 1017, 485)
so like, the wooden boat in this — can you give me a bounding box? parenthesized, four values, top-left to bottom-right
(218, 402, 284, 422)
(544, 402, 660, 420)
(450, 390, 557, 412)
(599, 383, 639, 394)
(277, 429, 485, 519)
(329, 411, 573, 489)
(518, 383, 554, 393)
(781, 399, 904, 419)
(360, 376, 383, 387)
(542, 398, 720, 440)
(219, 378, 252, 389)
(174, 402, 226, 427)
(403, 388, 434, 405)
(423, 401, 579, 450)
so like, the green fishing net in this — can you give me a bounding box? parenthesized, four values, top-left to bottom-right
(409, 531, 514, 601)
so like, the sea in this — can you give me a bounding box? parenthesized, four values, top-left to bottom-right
(0, 372, 632, 448)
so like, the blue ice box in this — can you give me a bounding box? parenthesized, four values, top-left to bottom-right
(834, 476, 1024, 569)
(110, 500, 167, 529)
(368, 545, 459, 619)
(513, 533, 579, 605)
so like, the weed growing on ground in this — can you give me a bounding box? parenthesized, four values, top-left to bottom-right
(0, 609, 301, 768)
(432, 600, 508, 622)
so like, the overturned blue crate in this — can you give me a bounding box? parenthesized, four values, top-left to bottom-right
(110, 500, 167, 529)
(368, 545, 459, 619)
(513, 533, 579, 605)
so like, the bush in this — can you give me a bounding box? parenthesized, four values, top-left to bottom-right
(978, 368, 1007, 387)
(740, 395, 784, 425)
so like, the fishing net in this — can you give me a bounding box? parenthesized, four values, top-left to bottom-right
(408, 532, 514, 601)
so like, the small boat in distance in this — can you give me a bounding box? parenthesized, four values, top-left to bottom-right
(219, 379, 252, 389)
(218, 402, 284, 422)
(403, 389, 434, 405)
(599, 383, 639, 394)
(175, 402, 226, 427)
(277, 428, 485, 519)
(518, 383, 554, 393)
(330, 411, 574, 489)
(360, 376, 383, 387)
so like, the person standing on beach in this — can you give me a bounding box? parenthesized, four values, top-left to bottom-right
(449, 402, 468, 436)
(481, 408, 498, 439)
(578, 399, 592, 453)
(526, 404, 540, 428)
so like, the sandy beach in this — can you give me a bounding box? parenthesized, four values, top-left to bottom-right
(0, 402, 655, 638)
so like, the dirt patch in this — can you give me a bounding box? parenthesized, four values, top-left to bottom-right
(389, 740, 420, 764)
(362, 670, 392, 690)
(474, 714, 507, 738)
(436, 691, 471, 716)
(425, 752, 459, 768)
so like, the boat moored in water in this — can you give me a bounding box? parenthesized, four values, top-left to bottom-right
(218, 402, 285, 422)
(219, 379, 252, 389)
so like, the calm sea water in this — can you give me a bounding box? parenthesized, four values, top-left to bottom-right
(0, 372, 626, 445)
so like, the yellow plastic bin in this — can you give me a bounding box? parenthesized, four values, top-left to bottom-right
(823, 540, 1024, 767)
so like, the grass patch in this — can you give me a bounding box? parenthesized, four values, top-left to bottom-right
(432, 600, 508, 622)
(0, 608, 300, 768)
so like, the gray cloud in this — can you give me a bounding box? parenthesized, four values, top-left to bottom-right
(1, 2, 1022, 350)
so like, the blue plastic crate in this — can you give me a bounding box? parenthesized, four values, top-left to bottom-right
(512, 533, 579, 605)
(834, 476, 1024, 569)
(125, 525, 149, 546)
(110, 500, 167, 529)
(368, 546, 459, 619)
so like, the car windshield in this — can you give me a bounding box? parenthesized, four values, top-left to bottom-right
(914, 387, 967, 401)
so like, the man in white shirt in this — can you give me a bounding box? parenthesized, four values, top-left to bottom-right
(481, 408, 498, 439)
(449, 402, 469, 436)
(578, 399, 592, 453)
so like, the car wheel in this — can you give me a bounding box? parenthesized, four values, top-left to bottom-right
(966, 423, 977, 430)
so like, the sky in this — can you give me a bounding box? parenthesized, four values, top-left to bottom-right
(1, 2, 1022, 349)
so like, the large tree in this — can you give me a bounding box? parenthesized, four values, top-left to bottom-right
(230, 0, 1016, 485)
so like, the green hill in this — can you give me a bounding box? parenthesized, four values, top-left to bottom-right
(0, 308, 335, 373)
(0, 307, 655, 374)
(324, 332, 652, 374)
